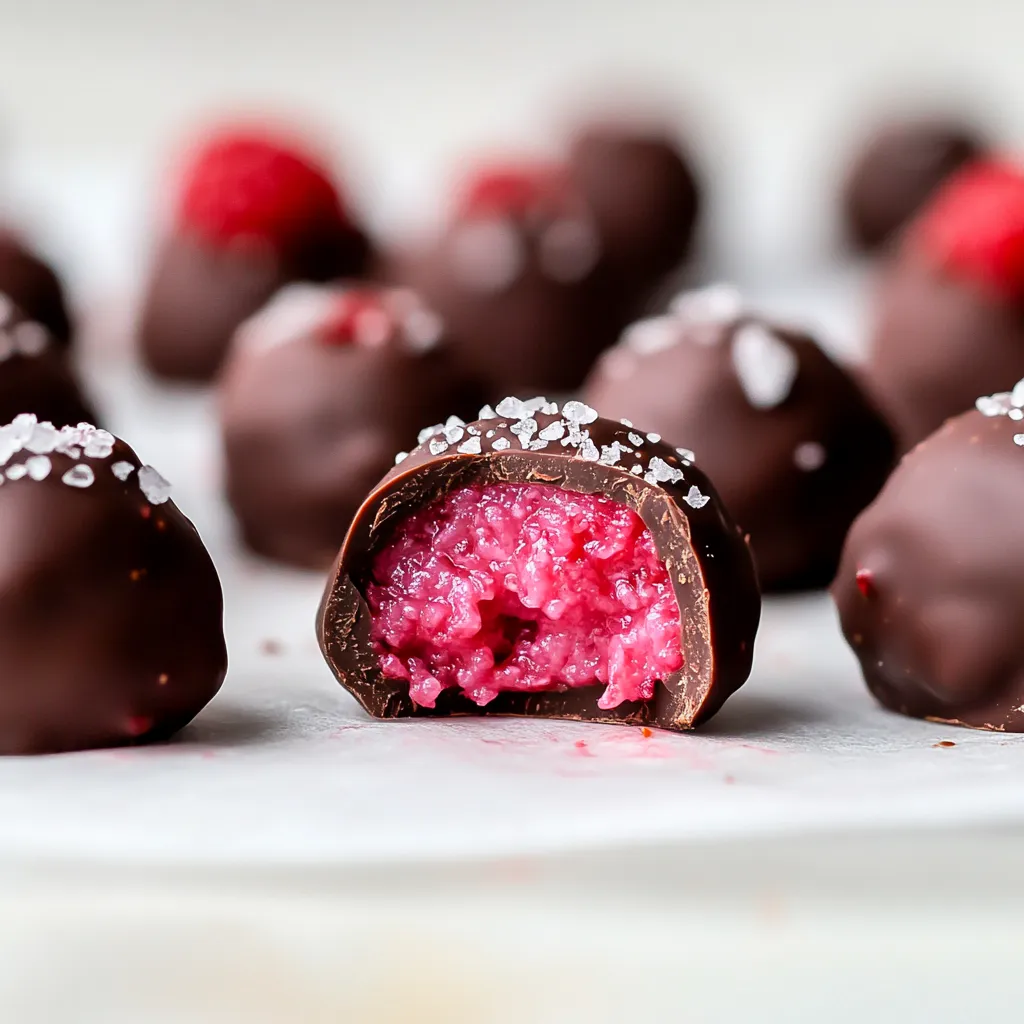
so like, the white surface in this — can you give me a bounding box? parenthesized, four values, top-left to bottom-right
(0, 355, 1019, 873)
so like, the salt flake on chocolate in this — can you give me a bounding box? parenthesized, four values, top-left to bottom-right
(562, 400, 598, 425)
(418, 424, 444, 444)
(62, 464, 94, 488)
(1012, 379, 1024, 407)
(670, 283, 744, 327)
(496, 397, 529, 419)
(538, 421, 565, 442)
(111, 461, 135, 480)
(492, 436, 511, 451)
(458, 436, 482, 455)
(1015, 435, 1024, 447)
(5, 463, 26, 480)
(83, 428, 115, 459)
(676, 447, 695, 463)
(628, 432, 644, 447)
(394, 451, 409, 465)
(684, 485, 710, 509)
(428, 438, 449, 456)
(976, 392, 1014, 417)
(478, 405, 497, 420)
(25, 421, 60, 454)
(645, 456, 684, 486)
(578, 438, 600, 462)
(138, 466, 171, 504)
(731, 323, 799, 410)
(619, 418, 633, 427)
(25, 455, 51, 480)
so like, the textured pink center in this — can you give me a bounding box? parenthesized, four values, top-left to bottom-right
(367, 483, 683, 710)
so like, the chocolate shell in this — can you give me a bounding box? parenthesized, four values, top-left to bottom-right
(317, 400, 760, 730)
(583, 288, 897, 591)
(0, 230, 72, 346)
(0, 418, 227, 754)
(220, 285, 481, 569)
(833, 393, 1024, 731)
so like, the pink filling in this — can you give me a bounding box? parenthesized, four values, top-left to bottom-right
(367, 483, 683, 710)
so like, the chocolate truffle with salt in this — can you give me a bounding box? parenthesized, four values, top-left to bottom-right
(866, 160, 1024, 449)
(0, 417, 226, 754)
(833, 389, 1024, 731)
(317, 398, 760, 730)
(220, 285, 481, 569)
(841, 117, 985, 251)
(139, 127, 371, 381)
(404, 164, 627, 398)
(583, 287, 897, 590)
(0, 291, 95, 427)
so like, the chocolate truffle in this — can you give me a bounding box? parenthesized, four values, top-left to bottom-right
(0, 417, 227, 754)
(841, 117, 985, 251)
(567, 122, 700, 301)
(866, 160, 1024, 449)
(404, 164, 628, 398)
(139, 128, 371, 382)
(833, 389, 1024, 731)
(0, 292, 95, 427)
(583, 286, 897, 591)
(220, 284, 481, 569)
(0, 230, 72, 346)
(317, 398, 760, 730)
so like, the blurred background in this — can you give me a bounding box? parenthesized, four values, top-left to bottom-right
(1, 0, 1019, 297)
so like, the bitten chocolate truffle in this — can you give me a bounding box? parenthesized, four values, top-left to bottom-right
(866, 160, 1024, 450)
(0, 231, 72, 346)
(841, 117, 985, 251)
(583, 287, 897, 591)
(0, 417, 226, 754)
(0, 292, 95, 427)
(317, 398, 760, 730)
(220, 284, 481, 569)
(404, 164, 628, 398)
(567, 121, 700, 301)
(139, 128, 371, 382)
(833, 389, 1024, 731)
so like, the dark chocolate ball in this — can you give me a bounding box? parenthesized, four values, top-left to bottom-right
(0, 418, 226, 754)
(841, 118, 985, 251)
(567, 122, 700, 298)
(219, 285, 482, 569)
(865, 160, 1024, 450)
(0, 292, 95, 427)
(404, 164, 629, 399)
(139, 129, 371, 382)
(317, 398, 760, 730)
(833, 395, 1024, 731)
(583, 287, 897, 591)
(0, 231, 72, 346)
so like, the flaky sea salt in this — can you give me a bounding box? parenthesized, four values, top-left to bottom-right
(731, 323, 799, 409)
(138, 465, 171, 504)
(62, 464, 94, 488)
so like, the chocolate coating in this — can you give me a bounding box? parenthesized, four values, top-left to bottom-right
(220, 286, 481, 569)
(0, 420, 227, 754)
(0, 295, 95, 427)
(842, 119, 983, 251)
(866, 252, 1024, 450)
(583, 293, 897, 590)
(0, 231, 72, 345)
(317, 404, 760, 730)
(567, 123, 700, 298)
(833, 402, 1024, 731)
(405, 173, 629, 398)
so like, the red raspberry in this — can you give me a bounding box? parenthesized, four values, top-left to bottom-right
(321, 289, 395, 346)
(911, 160, 1024, 303)
(456, 163, 569, 219)
(175, 130, 350, 256)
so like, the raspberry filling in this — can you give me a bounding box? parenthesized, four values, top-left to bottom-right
(366, 483, 683, 710)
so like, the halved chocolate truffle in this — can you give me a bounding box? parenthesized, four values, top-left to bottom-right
(841, 117, 985, 251)
(833, 388, 1024, 731)
(317, 398, 760, 730)
(139, 127, 371, 382)
(0, 417, 226, 754)
(0, 292, 95, 427)
(403, 164, 628, 398)
(865, 160, 1024, 449)
(220, 284, 481, 569)
(583, 287, 897, 591)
